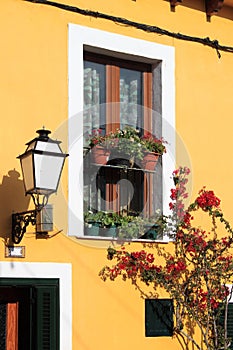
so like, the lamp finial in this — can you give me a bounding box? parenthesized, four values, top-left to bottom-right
(36, 128, 51, 141)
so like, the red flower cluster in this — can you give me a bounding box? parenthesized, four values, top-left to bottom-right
(166, 257, 186, 275)
(196, 188, 221, 211)
(183, 230, 207, 255)
(190, 285, 229, 311)
(170, 188, 179, 200)
(198, 289, 208, 310)
(89, 129, 108, 147)
(103, 249, 162, 282)
(210, 298, 219, 309)
(141, 132, 167, 154)
(141, 133, 164, 144)
(221, 236, 232, 247)
(182, 212, 193, 228)
(169, 167, 190, 223)
(172, 167, 190, 177)
(217, 255, 233, 270)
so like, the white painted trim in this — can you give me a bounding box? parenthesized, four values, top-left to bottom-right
(68, 24, 176, 236)
(0, 262, 72, 350)
(226, 284, 233, 303)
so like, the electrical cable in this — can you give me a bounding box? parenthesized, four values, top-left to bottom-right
(24, 0, 233, 58)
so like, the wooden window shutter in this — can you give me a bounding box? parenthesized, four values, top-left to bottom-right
(227, 304, 233, 349)
(0, 303, 7, 349)
(35, 286, 59, 350)
(145, 299, 173, 337)
(219, 303, 233, 350)
(6, 303, 18, 350)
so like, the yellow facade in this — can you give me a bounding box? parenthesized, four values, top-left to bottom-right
(0, 0, 233, 349)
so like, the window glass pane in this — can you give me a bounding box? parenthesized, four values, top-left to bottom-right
(120, 68, 143, 131)
(83, 61, 106, 147)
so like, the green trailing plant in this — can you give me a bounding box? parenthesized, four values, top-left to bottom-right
(84, 211, 103, 224)
(99, 212, 122, 228)
(84, 211, 135, 229)
(84, 210, 165, 239)
(110, 126, 144, 161)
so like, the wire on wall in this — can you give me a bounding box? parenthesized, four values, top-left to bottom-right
(24, 0, 233, 58)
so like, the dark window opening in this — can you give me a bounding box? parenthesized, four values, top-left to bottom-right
(145, 299, 173, 337)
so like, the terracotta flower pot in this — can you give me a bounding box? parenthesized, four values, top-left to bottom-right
(141, 152, 160, 171)
(91, 145, 110, 165)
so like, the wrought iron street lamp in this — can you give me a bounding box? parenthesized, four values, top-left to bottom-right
(12, 129, 68, 244)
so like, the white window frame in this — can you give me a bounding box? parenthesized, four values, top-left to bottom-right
(68, 24, 175, 238)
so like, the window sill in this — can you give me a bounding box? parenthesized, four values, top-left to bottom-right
(74, 235, 170, 244)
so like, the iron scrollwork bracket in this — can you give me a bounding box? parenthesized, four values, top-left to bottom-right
(12, 210, 37, 244)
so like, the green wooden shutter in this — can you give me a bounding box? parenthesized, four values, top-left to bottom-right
(35, 285, 59, 350)
(0, 303, 7, 349)
(228, 304, 233, 350)
(219, 303, 233, 350)
(145, 299, 173, 337)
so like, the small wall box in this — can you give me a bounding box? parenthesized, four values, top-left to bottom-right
(5, 246, 25, 258)
(36, 204, 53, 233)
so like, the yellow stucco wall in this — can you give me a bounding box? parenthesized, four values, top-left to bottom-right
(0, 0, 233, 349)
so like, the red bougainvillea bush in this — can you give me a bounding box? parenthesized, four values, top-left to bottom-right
(99, 167, 233, 350)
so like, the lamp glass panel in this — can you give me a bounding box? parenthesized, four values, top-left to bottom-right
(35, 141, 62, 153)
(26, 141, 36, 151)
(34, 154, 65, 192)
(21, 154, 34, 192)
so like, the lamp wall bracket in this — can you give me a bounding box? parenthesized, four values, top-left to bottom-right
(12, 210, 37, 244)
(12, 204, 53, 244)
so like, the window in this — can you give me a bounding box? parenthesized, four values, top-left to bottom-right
(145, 299, 173, 337)
(68, 25, 175, 238)
(83, 53, 163, 238)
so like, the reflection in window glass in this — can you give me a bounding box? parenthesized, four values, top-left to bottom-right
(83, 61, 106, 147)
(120, 68, 143, 131)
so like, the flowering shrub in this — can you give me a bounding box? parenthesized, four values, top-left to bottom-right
(168, 167, 191, 233)
(88, 129, 110, 148)
(141, 132, 167, 155)
(100, 167, 233, 350)
(195, 187, 221, 211)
